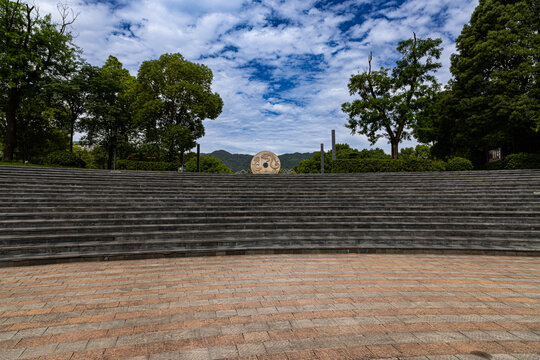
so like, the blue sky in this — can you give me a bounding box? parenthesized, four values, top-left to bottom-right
(39, 0, 477, 155)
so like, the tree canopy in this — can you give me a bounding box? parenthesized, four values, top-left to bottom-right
(417, 0, 540, 165)
(342, 34, 442, 159)
(134, 53, 223, 162)
(1, 2, 224, 167)
(0, 0, 78, 161)
(79, 56, 135, 169)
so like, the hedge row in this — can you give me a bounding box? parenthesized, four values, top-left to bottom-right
(43, 151, 86, 168)
(297, 156, 473, 173)
(486, 153, 540, 170)
(115, 160, 177, 171)
(331, 158, 450, 173)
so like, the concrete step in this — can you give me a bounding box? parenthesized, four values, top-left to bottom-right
(2, 242, 536, 267)
(2, 215, 539, 228)
(2, 221, 540, 237)
(2, 188, 538, 196)
(1, 235, 535, 259)
(0, 165, 538, 264)
(1, 209, 538, 221)
(1, 204, 539, 214)
(2, 228, 539, 247)
(0, 194, 540, 204)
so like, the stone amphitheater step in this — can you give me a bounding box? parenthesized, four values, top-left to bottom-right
(2, 216, 539, 228)
(1, 165, 539, 266)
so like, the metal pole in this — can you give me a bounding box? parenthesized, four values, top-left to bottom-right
(320, 143, 324, 174)
(113, 150, 116, 171)
(331, 129, 336, 160)
(196, 144, 200, 173)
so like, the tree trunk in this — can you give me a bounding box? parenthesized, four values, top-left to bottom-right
(2, 89, 20, 161)
(391, 140, 399, 159)
(107, 144, 113, 170)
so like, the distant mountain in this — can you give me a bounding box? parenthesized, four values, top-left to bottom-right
(279, 152, 317, 170)
(205, 150, 315, 172)
(205, 150, 252, 172)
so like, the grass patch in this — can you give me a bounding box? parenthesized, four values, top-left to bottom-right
(0, 161, 75, 168)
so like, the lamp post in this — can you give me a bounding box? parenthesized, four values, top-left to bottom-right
(320, 143, 324, 174)
(332, 129, 336, 160)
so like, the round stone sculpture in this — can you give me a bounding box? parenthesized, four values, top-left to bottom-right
(251, 151, 281, 174)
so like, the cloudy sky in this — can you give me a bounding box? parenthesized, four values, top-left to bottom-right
(39, 0, 477, 155)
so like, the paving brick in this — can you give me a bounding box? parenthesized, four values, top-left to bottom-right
(243, 331, 270, 342)
(208, 345, 238, 359)
(264, 340, 292, 354)
(70, 349, 105, 360)
(508, 331, 540, 341)
(237, 342, 267, 357)
(0, 331, 16, 341)
(367, 344, 402, 358)
(150, 348, 209, 360)
(0, 348, 25, 359)
(85, 336, 118, 350)
(284, 349, 317, 359)
(2, 255, 539, 360)
(511, 355, 540, 360)
(53, 340, 88, 354)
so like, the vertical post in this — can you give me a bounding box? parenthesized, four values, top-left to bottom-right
(113, 150, 116, 171)
(196, 144, 200, 173)
(320, 143, 324, 174)
(331, 129, 336, 160)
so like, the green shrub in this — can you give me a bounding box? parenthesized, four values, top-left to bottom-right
(414, 145, 432, 160)
(486, 159, 505, 170)
(115, 160, 177, 171)
(504, 153, 540, 169)
(185, 155, 233, 173)
(292, 145, 392, 173)
(43, 151, 86, 168)
(293, 158, 321, 173)
(446, 157, 473, 171)
(331, 158, 446, 173)
(432, 160, 447, 171)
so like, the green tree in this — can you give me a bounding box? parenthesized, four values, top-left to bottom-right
(421, 0, 540, 165)
(293, 144, 390, 173)
(47, 63, 98, 152)
(162, 124, 195, 165)
(342, 34, 442, 159)
(0, 0, 78, 161)
(399, 145, 432, 160)
(14, 83, 69, 162)
(134, 53, 223, 162)
(185, 154, 233, 173)
(79, 56, 135, 169)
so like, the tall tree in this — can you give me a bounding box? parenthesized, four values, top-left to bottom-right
(48, 63, 98, 152)
(342, 34, 442, 159)
(0, 0, 78, 161)
(80, 56, 134, 169)
(134, 53, 223, 162)
(14, 81, 69, 161)
(420, 0, 539, 165)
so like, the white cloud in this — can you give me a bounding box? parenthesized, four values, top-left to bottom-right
(34, 0, 478, 155)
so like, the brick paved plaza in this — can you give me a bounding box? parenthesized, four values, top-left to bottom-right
(0, 254, 539, 360)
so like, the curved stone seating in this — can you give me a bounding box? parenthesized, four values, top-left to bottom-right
(0, 165, 539, 266)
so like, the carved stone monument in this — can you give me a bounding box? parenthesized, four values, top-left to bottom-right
(251, 151, 281, 174)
